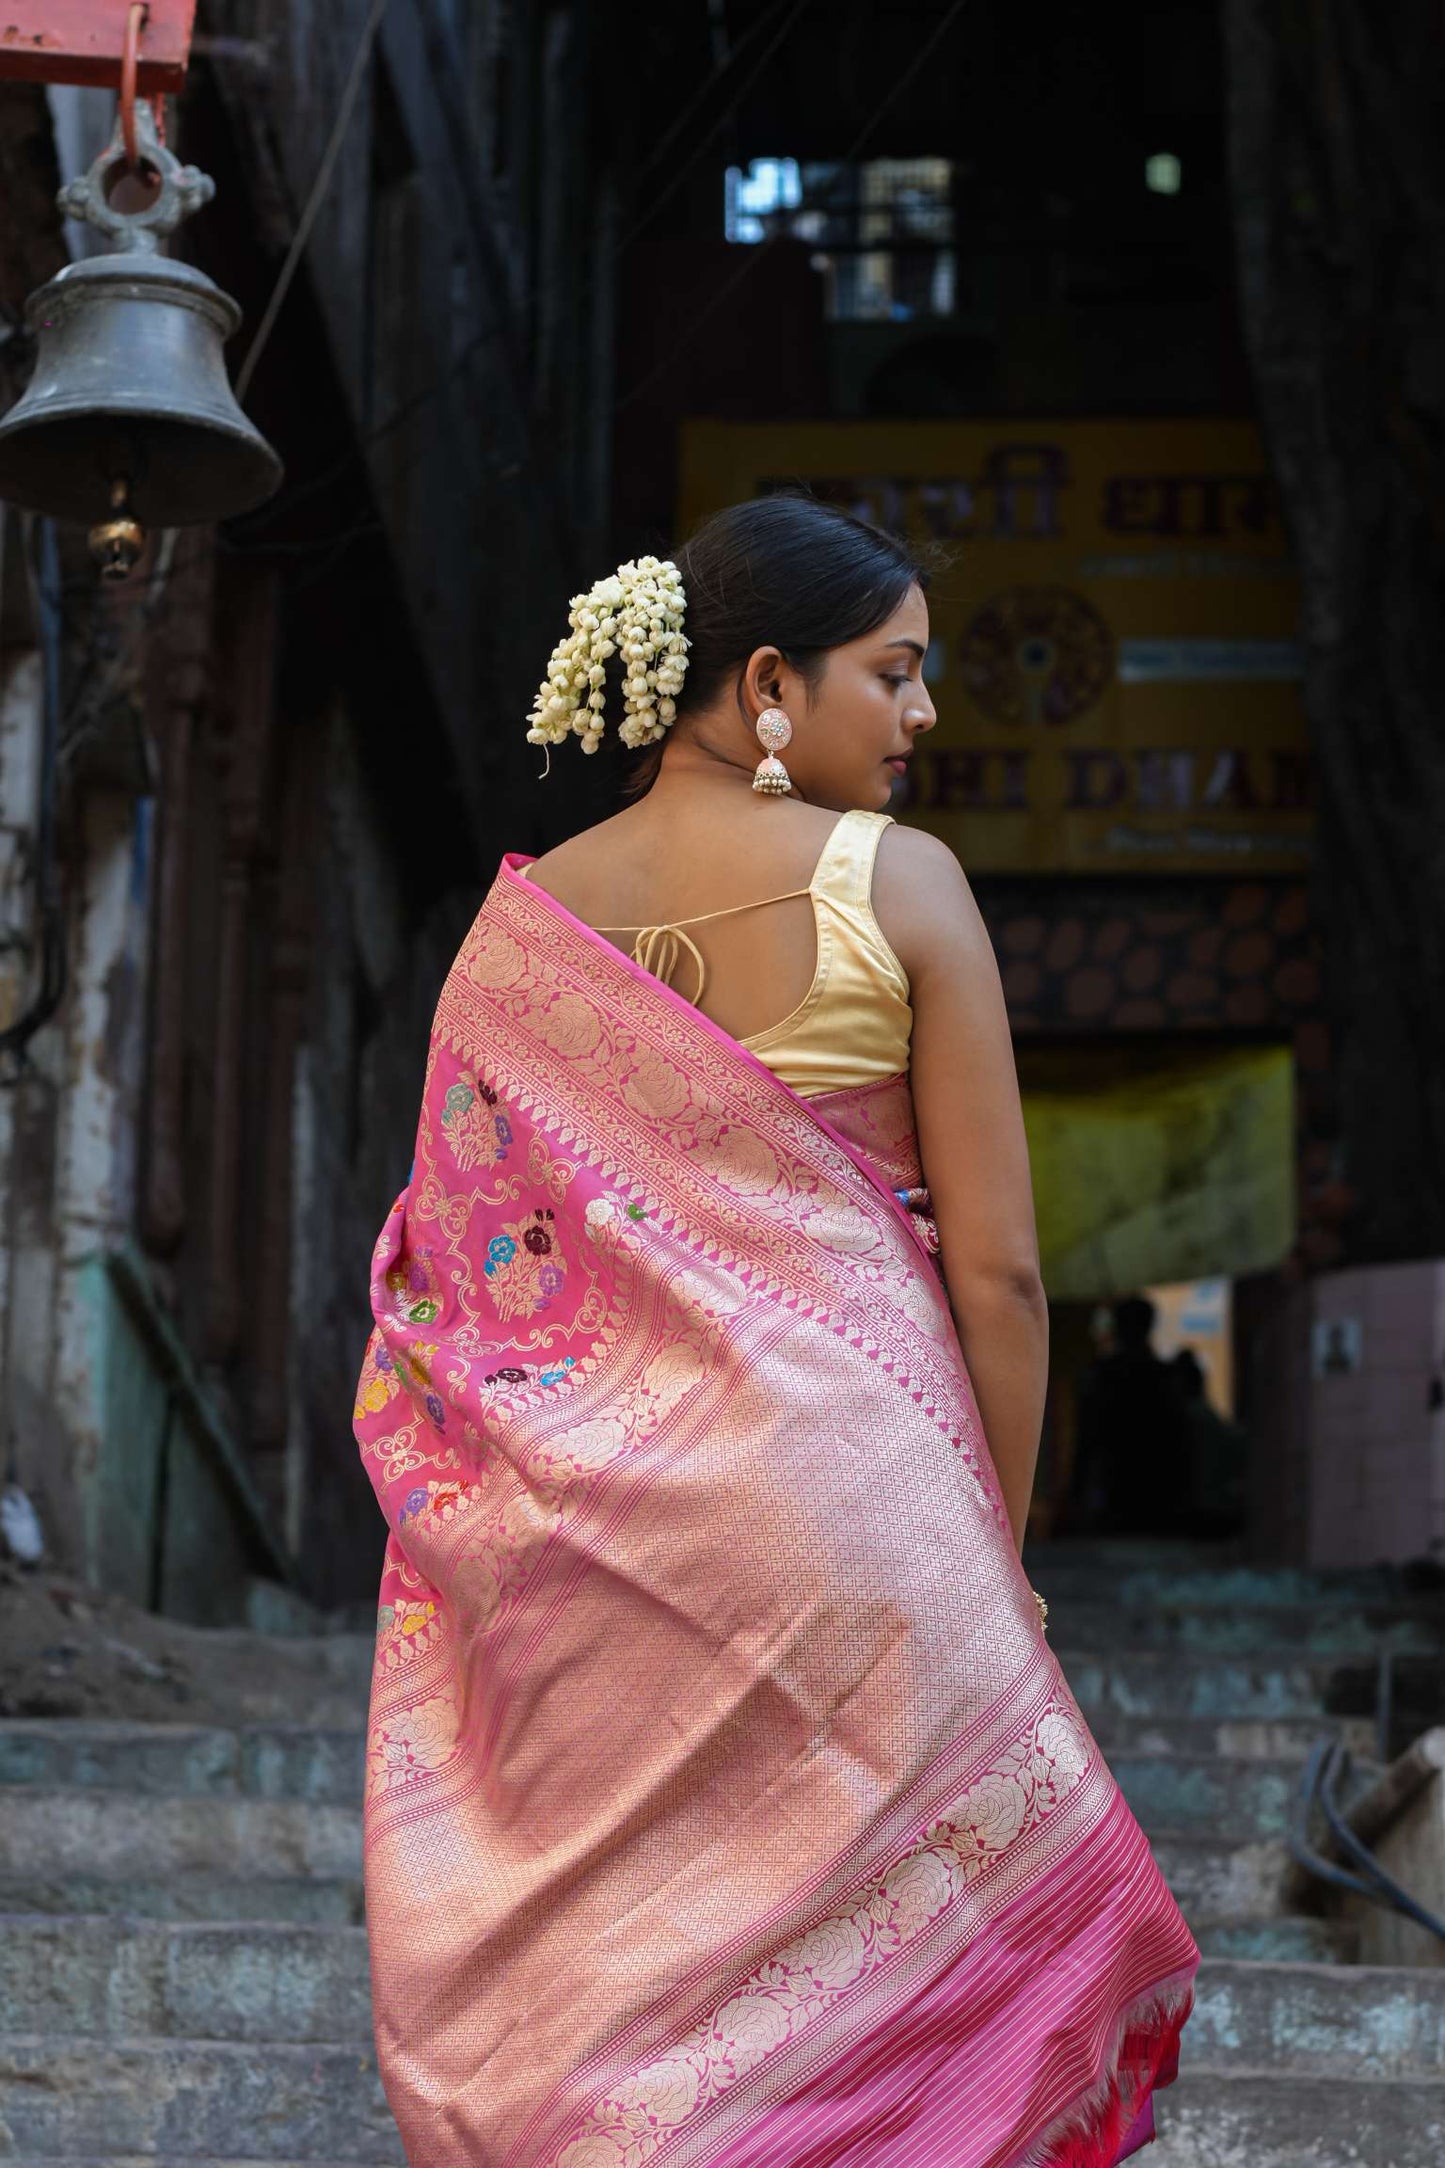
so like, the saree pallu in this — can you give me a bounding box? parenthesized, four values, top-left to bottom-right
(354, 853, 1200, 2168)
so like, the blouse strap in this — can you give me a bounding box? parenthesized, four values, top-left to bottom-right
(809, 808, 894, 913)
(593, 886, 817, 1010)
(595, 884, 812, 934)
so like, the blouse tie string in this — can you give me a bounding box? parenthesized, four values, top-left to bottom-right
(631, 924, 708, 1004)
(596, 886, 813, 1014)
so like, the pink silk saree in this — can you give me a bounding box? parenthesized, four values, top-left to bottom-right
(354, 852, 1200, 2168)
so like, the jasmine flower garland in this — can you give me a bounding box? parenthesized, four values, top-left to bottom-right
(525, 555, 691, 760)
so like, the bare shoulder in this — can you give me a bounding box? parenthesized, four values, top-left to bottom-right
(526, 804, 636, 886)
(871, 821, 990, 980)
(527, 790, 844, 920)
(873, 819, 967, 893)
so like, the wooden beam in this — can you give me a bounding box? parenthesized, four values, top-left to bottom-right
(0, 2, 196, 94)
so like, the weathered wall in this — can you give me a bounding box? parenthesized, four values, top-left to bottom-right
(203, 0, 615, 856)
(0, 6, 630, 1613)
(1237, 1258, 1445, 1570)
(1304, 1261, 1445, 1569)
(284, 697, 478, 1607)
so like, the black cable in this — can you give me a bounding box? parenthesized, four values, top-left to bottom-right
(1288, 1732, 1445, 1940)
(611, 0, 813, 254)
(1316, 1736, 1445, 1940)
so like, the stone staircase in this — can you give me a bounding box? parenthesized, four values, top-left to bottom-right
(1039, 1536, 1445, 2165)
(0, 1639, 398, 2168)
(0, 1542, 1441, 2164)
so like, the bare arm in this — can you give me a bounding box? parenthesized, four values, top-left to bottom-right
(874, 827, 1049, 1554)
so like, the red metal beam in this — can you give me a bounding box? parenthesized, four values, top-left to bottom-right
(0, 2, 196, 94)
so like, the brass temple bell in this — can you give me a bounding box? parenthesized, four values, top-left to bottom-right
(0, 102, 282, 573)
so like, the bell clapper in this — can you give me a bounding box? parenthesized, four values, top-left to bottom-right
(89, 477, 146, 582)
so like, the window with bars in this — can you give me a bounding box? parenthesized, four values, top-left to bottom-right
(724, 156, 956, 322)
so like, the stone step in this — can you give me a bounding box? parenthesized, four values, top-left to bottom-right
(21, 1920, 1419, 2059)
(1191, 1915, 1359, 1963)
(1190, 1958, 1445, 2076)
(1032, 1560, 1445, 1610)
(0, 1869, 1351, 1947)
(0, 1791, 361, 1881)
(2, 2011, 1438, 2168)
(0, 1722, 365, 1804)
(3, 2037, 1436, 2162)
(0, 1811, 1306, 1927)
(1110, 1753, 1318, 1838)
(0, 1716, 1374, 1807)
(1150, 2070, 1445, 2165)
(0, 1918, 372, 2043)
(0, 1764, 1329, 1890)
(0, 2040, 404, 2162)
(1027, 1539, 1250, 1571)
(0, 1873, 363, 1925)
(1089, 1713, 1377, 1760)
(1050, 1600, 1445, 1654)
(1148, 1832, 1290, 1918)
(128, 1630, 375, 1728)
(1064, 1649, 1380, 1721)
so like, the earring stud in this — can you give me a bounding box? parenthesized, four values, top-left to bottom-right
(752, 707, 793, 795)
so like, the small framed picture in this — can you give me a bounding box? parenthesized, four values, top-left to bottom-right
(1312, 1316, 1363, 1378)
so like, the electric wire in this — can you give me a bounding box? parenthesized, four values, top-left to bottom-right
(83, 3, 972, 593)
(631, 0, 802, 188)
(228, 0, 963, 536)
(234, 0, 390, 404)
(229, 0, 813, 534)
(616, 0, 971, 412)
(611, 0, 812, 254)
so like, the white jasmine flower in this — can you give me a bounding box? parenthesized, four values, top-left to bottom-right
(523, 554, 689, 763)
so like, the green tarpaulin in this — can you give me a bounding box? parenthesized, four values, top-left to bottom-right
(1018, 1043, 1295, 1301)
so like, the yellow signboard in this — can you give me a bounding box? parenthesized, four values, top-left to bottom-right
(678, 420, 1310, 874)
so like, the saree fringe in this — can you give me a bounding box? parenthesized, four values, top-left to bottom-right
(1011, 1970, 1198, 2168)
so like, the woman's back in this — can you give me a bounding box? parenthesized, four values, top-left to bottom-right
(527, 792, 842, 1044)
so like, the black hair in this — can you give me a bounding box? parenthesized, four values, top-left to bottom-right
(1112, 1294, 1158, 1348)
(1171, 1348, 1206, 1399)
(625, 489, 930, 793)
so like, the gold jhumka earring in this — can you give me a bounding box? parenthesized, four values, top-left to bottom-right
(752, 707, 793, 795)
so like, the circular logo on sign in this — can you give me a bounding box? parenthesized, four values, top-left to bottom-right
(959, 587, 1114, 726)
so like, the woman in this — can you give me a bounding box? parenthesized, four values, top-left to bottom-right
(354, 494, 1199, 2167)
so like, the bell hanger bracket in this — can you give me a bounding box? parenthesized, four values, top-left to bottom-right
(59, 98, 214, 258)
